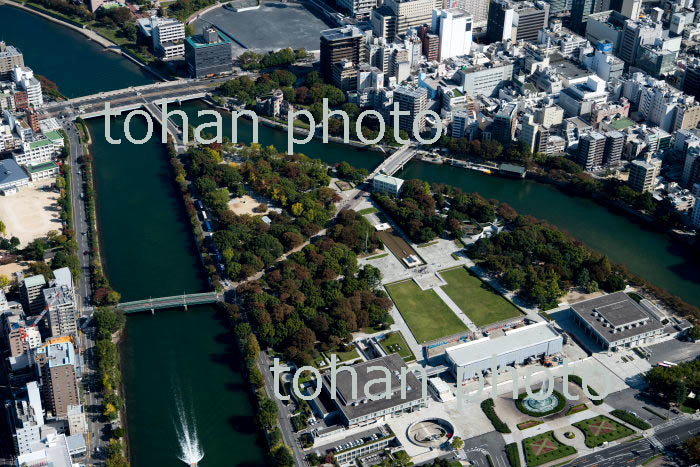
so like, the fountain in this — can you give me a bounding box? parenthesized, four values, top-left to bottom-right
(175, 391, 204, 466)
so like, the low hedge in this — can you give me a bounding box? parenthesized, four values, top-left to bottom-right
(505, 442, 521, 467)
(516, 390, 567, 417)
(568, 375, 604, 405)
(481, 398, 511, 433)
(610, 409, 651, 430)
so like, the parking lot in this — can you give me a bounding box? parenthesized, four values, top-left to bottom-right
(196, 1, 332, 53)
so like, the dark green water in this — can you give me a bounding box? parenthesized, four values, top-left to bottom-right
(88, 115, 265, 466)
(0, 5, 154, 97)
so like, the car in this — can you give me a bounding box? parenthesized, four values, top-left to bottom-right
(83, 250, 89, 255)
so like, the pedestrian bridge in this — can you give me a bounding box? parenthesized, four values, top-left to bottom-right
(117, 291, 221, 314)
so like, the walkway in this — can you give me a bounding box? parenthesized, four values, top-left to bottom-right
(433, 287, 478, 332)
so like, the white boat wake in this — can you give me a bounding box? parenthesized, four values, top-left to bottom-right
(174, 387, 204, 466)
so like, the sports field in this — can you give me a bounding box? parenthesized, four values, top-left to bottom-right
(385, 280, 467, 343)
(440, 267, 522, 327)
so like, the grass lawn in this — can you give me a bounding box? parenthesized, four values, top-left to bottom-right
(573, 416, 635, 448)
(385, 280, 467, 343)
(367, 253, 389, 260)
(522, 431, 577, 466)
(380, 331, 416, 362)
(357, 207, 378, 215)
(330, 347, 361, 363)
(440, 267, 522, 327)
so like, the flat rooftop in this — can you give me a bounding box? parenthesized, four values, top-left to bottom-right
(571, 292, 663, 342)
(445, 322, 561, 366)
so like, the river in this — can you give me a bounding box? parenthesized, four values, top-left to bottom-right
(2, 4, 700, 465)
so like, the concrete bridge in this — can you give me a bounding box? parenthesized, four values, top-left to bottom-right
(117, 291, 221, 314)
(369, 144, 419, 178)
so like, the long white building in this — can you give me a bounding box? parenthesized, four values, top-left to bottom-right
(446, 322, 563, 381)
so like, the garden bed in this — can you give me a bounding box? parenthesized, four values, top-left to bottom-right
(573, 415, 635, 448)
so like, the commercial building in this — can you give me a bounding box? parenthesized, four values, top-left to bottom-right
(337, 0, 377, 19)
(149, 16, 186, 58)
(684, 64, 700, 101)
(320, 27, 365, 87)
(558, 76, 609, 117)
(0, 159, 29, 193)
(432, 9, 473, 60)
(12, 67, 42, 108)
(15, 428, 74, 467)
(373, 174, 405, 195)
(322, 354, 430, 426)
(0, 41, 24, 80)
(185, 27, 233, 79)
(312, 425, 396, 466)
(42, 285, 77, 338)
(491, 102, 517, 145)
(446, 322, 563, 381)
(383, 0, 443, 37)
(6, 382, 44, 455)
(571, 0, 600, 34)
(35, 341, 80, 418)
(449, 0, 490, 27)
(20, 274, 46, 315)
(392, 85, 428, 131)
(619, 18, 662, 65)
(2, 310, 41, 358)
(604, 130, 624, 166)
(487, 0, 549, 43)
(455, 59, 514, 97)
(570, 292, 665, 351)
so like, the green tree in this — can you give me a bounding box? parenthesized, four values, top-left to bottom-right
(451, 436, 465, 450)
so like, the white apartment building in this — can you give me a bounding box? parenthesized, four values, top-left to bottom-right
(139, 16, 186, 58)
(12, 67, 43, 107)
(432, 9, 472, 60)
(8, 382, 44, 456)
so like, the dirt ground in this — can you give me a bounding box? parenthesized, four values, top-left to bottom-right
(562, 289, 605, 305)
(228, 194, 269, 216)
(0, 181, 61, 247)
(0, 261, 30, 281)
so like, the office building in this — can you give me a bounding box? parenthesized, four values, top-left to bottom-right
(585, 10, 626, 52)
(371, 6, 398, 41)
(393, 85, 428, 132)
(449, 0, 490, 27)
(20, 274, 46, 315)
(571, 0, 601, 34)
(320, 27, 365, 86)
(42, 285, 76, 338)
(15, 428, 74, 467)
(322, 354, 430, 426)
(683, 65, 700, 101)
(151, 16, 186, 58)
(628, 158, 659, 192)
(66, 404, 87, 436)
(383, 0, 443, 37)
(0, 41, 24, 80)
(559, 76, 608, 118)
(6, 382, 44, 455)
(520, 114, 540, 153)
(534, 105, 565, 127)
(35, 341, 80, 418)
(338, 0, 377, 18)
(487, 0, 549, 43)
(2, 310, 41, 358)
(491, 103, 517, 145)
(312, 425, 395, 465)
(12, 67, 43, 108)
(446, 322, 563, 381)
(456, 59, 514, 97)
(619, 18, 662, 64)
(185, 27, 233, 78)
(373, 174, 405, 195)
(683, 147, 700, 188)
(432, 9, 473, 60)
(577, 131, 606, 170)
(418, 26, 440, 61)
(570, 292, 665, 351)
(452, 109, 478, 138)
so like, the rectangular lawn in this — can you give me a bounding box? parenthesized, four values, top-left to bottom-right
(440, 267, 522, 327)
(385, 280, 467, 343)
(380, 331, 416, 362)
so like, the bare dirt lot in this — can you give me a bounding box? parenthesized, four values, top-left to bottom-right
(0, 181, 61, 246)
(0, 261, 30, 280)
(228, 194, 269, 216)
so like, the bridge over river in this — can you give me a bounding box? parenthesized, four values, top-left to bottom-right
(117, 291, 221, 314)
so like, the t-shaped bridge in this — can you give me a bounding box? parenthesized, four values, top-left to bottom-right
(117, 291, 221, 314)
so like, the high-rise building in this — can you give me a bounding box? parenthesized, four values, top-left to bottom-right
(451, 109, 478, 138)
(150, 16, 186, 59)
(619, 18, 662, 64)
(42, 285, 77, 338)
(432, 9, 473, 60)
(12, 67, 43, 108)
(184, 27, 233, 79)
(2, 310, 42, 358)
(418, 26, 440, 61)
(0, 41, 24, 80)
(392, 86, 428, 131)
(455, 58, 514, 97)
(448, 0, 490, 28)
(628, 158, 660, 192)
(6, 382, 44, 455)
(383, 0, 443, 37)
(35, 341, 80, 418)
(682, 147, 700, 188)
(338, 0, 377, 19)
(620, 0, 640, 20)
(320, 27, 365, 86)
(577, 131, 606, 170)
(20, 274, 46, 315)
(371, 6, 398, 41)
(683, 65, 700, 101)
(604, 130, 625, 166)
(491, 103, 518, 145)
(487, 0, 549, 43)
(520, 114, 539, 152)
(571, 0, 600, 35)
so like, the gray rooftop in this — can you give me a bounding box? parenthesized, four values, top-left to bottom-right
(22, 274, 46, 289)
(570, 292, 663, 343)
(0, 159, 28, 187)
(323, 354, 424, 420)
(445, 322, 561, 366)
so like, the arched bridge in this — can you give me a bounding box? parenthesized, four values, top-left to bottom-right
(117, 292, 221, 314)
